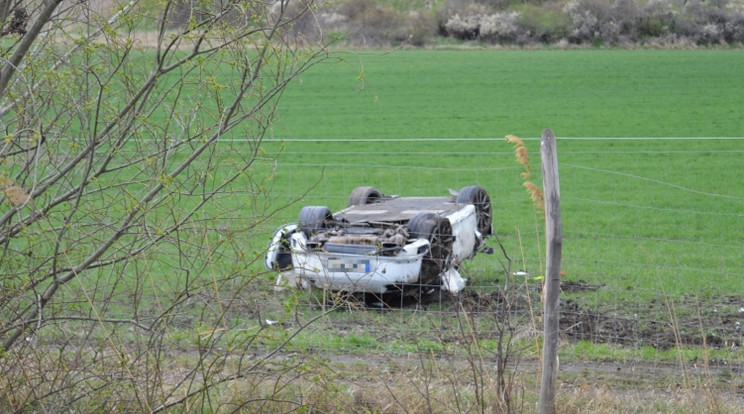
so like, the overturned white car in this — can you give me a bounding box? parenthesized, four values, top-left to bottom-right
(265, 186, 493, 298)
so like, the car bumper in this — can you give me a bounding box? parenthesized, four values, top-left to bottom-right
(289, 236, 429, 293)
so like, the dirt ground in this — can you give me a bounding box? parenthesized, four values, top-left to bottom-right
(450, 280, 744, 350)
(308, 281, 744, 412)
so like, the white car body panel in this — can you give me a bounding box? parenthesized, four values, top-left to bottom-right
(266, 186, 492, 296)
(290, 234, 429, 293)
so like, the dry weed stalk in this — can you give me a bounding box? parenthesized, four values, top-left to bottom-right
(506, 135, 544, 214)
(506, 135, 546, 308)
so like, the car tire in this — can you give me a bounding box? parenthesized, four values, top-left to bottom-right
(348, 186, 382, 207)
(408, 212, 453, 285)
(298, 206, 333, 236)
(456, 185, 492, 235)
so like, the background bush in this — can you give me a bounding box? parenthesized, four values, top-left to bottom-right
(284, 0, 744, 46)
(516, 3, 571, 43)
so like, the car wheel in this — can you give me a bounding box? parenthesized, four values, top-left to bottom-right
(298, 206, 333, 236)
(408, 212, 454, 285)
(457, 185, 492, 235)
(348, 186, 382, 206)
(266, 224, 297, 270)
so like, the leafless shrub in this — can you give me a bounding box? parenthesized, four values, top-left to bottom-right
(278, 0, 349, 44)
(637, 0, 681, 38)
(723, 14, 744, 42)
(445, 13, 483, 40)
(293, 0, 744, 45)
(479, 12, 522, 43)
(563, 0, 631, 43)
(335, 0, 402, 46)
(406, 11, 439, 46)
(517, 3, 571, 43)
(0, 0, 339, 411)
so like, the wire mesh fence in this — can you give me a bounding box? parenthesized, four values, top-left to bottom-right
(255, 136, 744, 390)
(4, 136, 743, 412)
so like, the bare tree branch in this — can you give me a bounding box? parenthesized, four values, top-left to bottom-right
(0, 0, 336, 411)
(0, 0, 63, 98)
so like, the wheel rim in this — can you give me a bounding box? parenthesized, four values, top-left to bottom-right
(423, 217, 453, 283)
(473, 189, 492, 234)
(408, 213, 454, 286)
(429, 218, 452, 264)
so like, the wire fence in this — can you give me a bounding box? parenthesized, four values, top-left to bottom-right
(4, 137, 742, 412)
(255, 136, 744, 388)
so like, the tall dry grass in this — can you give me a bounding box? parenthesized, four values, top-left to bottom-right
(506, 135, 544, 215)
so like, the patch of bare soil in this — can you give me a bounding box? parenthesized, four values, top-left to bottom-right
(559, 293, 744, 350)
(319, 279, 744, 353)
(444, 280, 744, 351)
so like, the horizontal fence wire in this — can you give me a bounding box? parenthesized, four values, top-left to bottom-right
(246, 136, 744, 389)
(31, 137, 740, 399)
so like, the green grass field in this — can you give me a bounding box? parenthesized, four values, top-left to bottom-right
(249, 49, 744, 353)
(264, 49, 743, 288)
(27, 48, 744, 354)
(273, 49, 744, 139)
(5, 47, 743, 414)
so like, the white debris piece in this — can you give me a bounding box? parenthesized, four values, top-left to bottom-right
(441, 268, 466, 292)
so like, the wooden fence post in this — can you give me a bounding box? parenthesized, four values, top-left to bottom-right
(538, 128, 563, 414)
